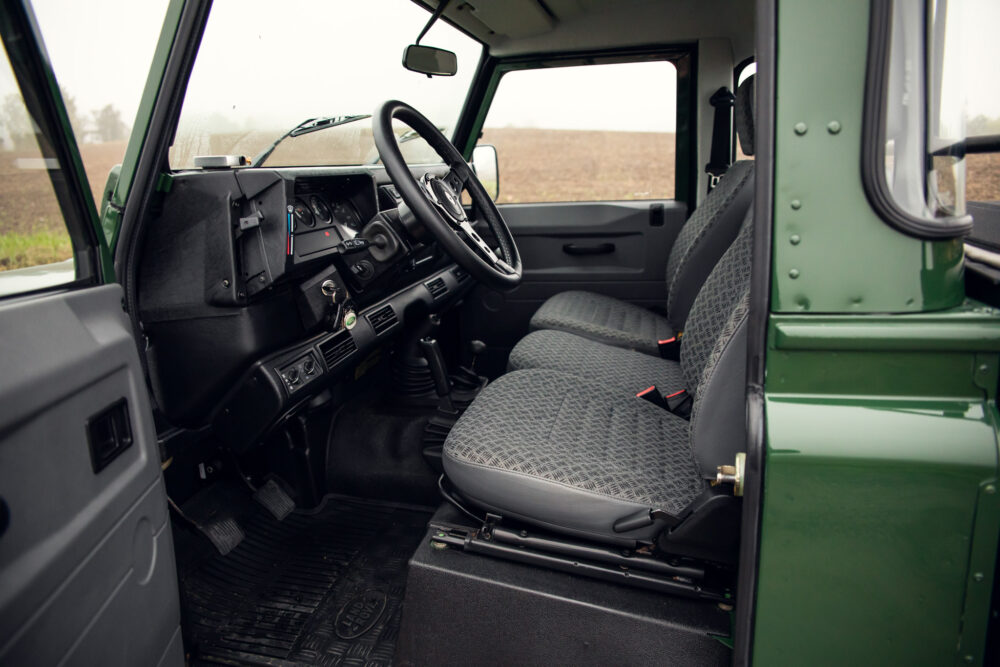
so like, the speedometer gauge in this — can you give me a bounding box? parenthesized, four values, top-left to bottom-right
(331, 200, 362, 230)
(309, 195, 333, 224)
(292, 198, 314, 228)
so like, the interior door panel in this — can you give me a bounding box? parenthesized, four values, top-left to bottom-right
(461, 199, 687, 371)
(0, 285, 182, 666)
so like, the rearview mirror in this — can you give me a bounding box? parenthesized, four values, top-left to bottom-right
(402, 44, 458, 77)
(472, 145, 499, 201)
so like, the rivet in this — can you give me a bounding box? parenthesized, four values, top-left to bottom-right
(827, 120, 842, 134)
(789, 268, 800, 279)
(259, 275, 266, 283)
(790, 235, 801, 245)
(963, 655, 974, 664)
(986, 485, 997, 495)
(794, 122, 808, 135)
(791, 199, 802, 210)
(974, 572, 985, 582)
(222, 279, 230, 287)
(979, 364, 989, 372)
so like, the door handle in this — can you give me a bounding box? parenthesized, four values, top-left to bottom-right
(562, 242, 615, 256)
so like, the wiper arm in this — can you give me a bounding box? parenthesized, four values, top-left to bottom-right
(251, 114, 371, 167)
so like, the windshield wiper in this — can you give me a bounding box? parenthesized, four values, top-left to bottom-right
(251, 114, 371, 167)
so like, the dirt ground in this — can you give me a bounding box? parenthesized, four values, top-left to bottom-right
(0, 133, 998, 271)
(481, 127, 677, 203)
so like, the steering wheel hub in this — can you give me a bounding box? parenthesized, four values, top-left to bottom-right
(421, 174, 466, 224)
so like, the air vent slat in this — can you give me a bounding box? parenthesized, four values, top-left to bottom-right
(366, 304, 398, 335)
(318, 332, 357, 368)
(425, 277, 447, 299)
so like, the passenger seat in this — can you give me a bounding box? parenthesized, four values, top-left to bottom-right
(524, 75, 756, 356)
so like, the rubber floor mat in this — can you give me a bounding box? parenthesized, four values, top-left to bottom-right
(179, 496, 432, 666)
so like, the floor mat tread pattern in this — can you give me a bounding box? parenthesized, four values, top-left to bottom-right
(181, 496, 430, 666)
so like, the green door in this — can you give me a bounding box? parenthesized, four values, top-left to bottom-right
(0, 1, 183, 663)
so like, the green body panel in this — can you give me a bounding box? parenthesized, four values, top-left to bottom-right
(99, 0, 184, 249)
(754, 310, 1000, 665)
(770, 0, 964, 314)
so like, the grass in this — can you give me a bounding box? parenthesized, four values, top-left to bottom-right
(0, 229, 73, 270)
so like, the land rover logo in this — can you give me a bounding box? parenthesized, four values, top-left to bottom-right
(334, 590, 387, 639)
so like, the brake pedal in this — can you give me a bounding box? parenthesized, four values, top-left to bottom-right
(253, 479, 296, 520)
(199, 517, 245, 555)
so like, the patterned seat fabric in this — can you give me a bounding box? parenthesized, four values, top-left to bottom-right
(508, 329, 684, 395)
(526, 75, 756, 354)
(443, 368, 704, 542)
(526, 291, 674, 355)
(445, 214, 755, 544)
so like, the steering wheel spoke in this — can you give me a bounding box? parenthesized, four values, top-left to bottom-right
(457, 220, 500, 264)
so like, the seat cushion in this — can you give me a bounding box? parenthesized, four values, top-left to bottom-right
(508, 330, 685, 395)
(528, 291, 673, 355)
(443, 369, 705, 544)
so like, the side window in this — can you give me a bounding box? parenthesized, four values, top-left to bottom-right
(479, 60, 678, 204)
(0, 39, 75, 294)
(0, 0, 167, 297)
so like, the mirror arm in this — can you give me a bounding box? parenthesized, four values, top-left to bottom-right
(415, 0, 452, 45)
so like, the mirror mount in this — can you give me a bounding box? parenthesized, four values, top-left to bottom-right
(403, 0, 458, 77)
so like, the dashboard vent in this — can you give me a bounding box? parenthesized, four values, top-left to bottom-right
(319, 331, 356, 368)
(452, 266, 468, 282)
(366, 304, 398, 335)
(425, 277, 447, 299)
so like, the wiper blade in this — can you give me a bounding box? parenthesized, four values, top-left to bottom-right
(251, 114, 371, 167)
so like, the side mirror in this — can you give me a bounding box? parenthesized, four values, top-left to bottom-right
(471, 145, 499, 201)
(402, 45, 458, 77)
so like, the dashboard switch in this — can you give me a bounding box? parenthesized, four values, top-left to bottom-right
(337, 238, 370, 253)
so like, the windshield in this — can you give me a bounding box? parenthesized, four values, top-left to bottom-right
(169, 0, 482, 169)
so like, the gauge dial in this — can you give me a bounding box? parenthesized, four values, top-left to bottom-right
(309, 195, 333, 224)
(292, 198, 314, 228)
(331, 200, 362, 230)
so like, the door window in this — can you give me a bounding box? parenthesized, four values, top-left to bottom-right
(0, 0, 168, 295)
(479, 60, 678, 204)
(0, 40, 75, 294)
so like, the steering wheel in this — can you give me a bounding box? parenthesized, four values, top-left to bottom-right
(373, 100, 522, 290)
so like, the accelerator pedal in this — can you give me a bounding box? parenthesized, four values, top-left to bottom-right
(253, 478, 296, 520)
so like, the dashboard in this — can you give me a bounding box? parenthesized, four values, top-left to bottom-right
(137, 164, 475, 445)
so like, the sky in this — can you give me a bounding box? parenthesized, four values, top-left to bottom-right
(2, 0, 998, 140)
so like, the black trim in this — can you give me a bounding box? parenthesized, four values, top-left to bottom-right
(860, 0, 973, 239)
(733, 0, 775, 663)
(0, 0, 101, 292)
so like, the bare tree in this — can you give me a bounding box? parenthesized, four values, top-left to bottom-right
(94, 104, 128, 142)
(0, 93, 34, 149)
(59, 86, 87, 139)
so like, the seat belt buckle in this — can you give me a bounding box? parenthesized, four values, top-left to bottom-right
(636, 385, 669, 410)
(664, 389, 693, 420)
(657, 333, 682, 361)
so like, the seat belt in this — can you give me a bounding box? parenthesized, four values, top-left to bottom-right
(705, 87, 735, 193)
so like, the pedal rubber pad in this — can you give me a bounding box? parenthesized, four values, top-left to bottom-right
(201, 517, 245, 556)
(254, 479, 296, 521)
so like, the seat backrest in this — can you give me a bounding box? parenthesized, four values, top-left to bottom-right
(664, 75, 756, 332)
(678, 210, 754, 475)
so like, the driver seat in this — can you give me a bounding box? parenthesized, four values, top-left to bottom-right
(442, 211, 753, 547)
(526, 75, 755, 355)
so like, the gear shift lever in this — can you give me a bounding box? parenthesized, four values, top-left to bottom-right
(419, 337, 456, 413)
(469, 339, 486, 371)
